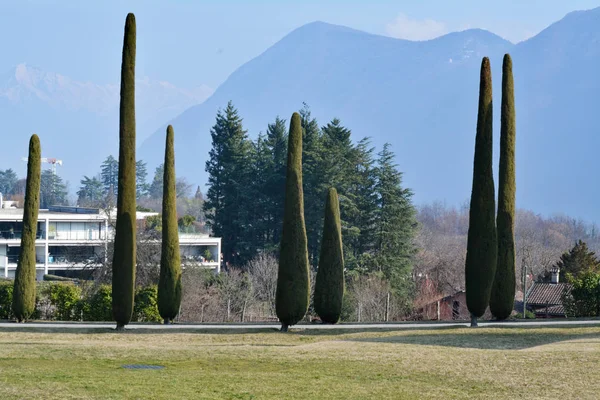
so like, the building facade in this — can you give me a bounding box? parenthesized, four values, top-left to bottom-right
(0, 205, 221, 280)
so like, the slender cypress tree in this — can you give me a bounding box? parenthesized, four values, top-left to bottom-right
(276, 112, 310, 332)
(465, 57, 497, 327)
(12, 135, 41, 322)
(158, 125, 182, 324)
(490, 54, 516, 320)
(314, 188, 344, 324)
(112, 13, 137, 330)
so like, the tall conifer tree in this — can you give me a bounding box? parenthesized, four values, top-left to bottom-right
(204, 101, 254, 266)
(490, 54, 516, 320)
(314, 188, 344, 324)
(112, 12, 137, 330)
(300, 105, 325, 267)
(158, 125, 182, 324)
(465, 57, 497, 327)
(276, 112, 310, 332)
(373, 144, 417, 301)
(12, 135, 41, 322)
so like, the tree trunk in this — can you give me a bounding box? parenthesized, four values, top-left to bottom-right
(115, 323, 126, 331)
(470, 313, 478, 327)
(280, 323, 289, 332)
(163, 318, 171, 325)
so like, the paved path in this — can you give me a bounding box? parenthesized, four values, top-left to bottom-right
(0, 319, 599, 331)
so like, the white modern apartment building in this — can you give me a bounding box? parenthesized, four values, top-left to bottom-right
(0, 203, 221, 280)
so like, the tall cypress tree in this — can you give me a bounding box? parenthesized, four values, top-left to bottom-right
(490, 54, 516, 320)
(158, 125, 182, 324)
(112, 12, 137, 330)
(314, 188, 344, 324)
(276, 112, 310, 332)
(465, 57, 497, 327)
(12, 135, 41, 322)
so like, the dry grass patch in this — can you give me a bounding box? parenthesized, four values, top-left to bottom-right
(0, 326, 597, 399)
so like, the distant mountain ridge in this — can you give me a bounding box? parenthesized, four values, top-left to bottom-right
(0, 63, 212, 188)
(137, 7, 600, 221)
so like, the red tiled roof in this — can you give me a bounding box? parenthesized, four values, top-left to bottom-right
(526, 283, 572, 307)
(533, 304, 566, 316)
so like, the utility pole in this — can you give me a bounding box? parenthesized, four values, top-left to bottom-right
(522, 258, 528, 316)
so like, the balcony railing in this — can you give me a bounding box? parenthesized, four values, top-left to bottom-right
(7, 255, 45, 264)
(0, 230, 46, 240)
(48, 255, 98, 264)
(182, 255, 216, 263)
(48, 230, 107, 241)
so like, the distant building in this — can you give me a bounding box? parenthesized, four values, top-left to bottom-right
(0, 203, 221, 280)
(418, 291, 469, 321)
(525, 267, 572, 318)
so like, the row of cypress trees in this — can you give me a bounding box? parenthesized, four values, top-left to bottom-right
(465, 55, 517, 326)
(275, 113, 345, 331)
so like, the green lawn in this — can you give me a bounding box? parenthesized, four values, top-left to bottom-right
(0, 326, 598, 399)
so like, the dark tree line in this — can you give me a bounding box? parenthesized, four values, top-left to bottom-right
(204, 101, 418, 298)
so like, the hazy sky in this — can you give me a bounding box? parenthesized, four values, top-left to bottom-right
(1, 0, 599, 89)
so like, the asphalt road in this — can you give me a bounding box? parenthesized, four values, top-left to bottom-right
(0, 319, 599, 331)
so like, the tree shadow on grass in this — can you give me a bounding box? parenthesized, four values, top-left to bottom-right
(346, 326, 600, 350)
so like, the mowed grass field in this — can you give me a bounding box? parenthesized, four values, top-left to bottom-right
(0, 325, 598, 399)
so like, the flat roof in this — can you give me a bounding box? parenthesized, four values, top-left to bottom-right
(0, 208, 156, 221)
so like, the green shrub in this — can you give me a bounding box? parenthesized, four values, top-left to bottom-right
(0, 281, 13, 320)
(563, 271, 600, 317)
(82, 285, 113, 321)
(134, 285, 162, 322)
(514, 310, 535, 319)
(45, 283, 82, 321)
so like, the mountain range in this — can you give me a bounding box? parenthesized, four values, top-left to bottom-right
(0, 63, 212, 185)
(137, 7, 600, 222)
(2, 7, 600, 222)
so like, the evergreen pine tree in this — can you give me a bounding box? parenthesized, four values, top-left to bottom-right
(250, 132, 273, 252)
(204, 101, 254, 266)
(320, 119, 363, 269)
(39, 169, 68, 208)
(348, 138, 378, 265)
(264, 117, 288, 247)
(136, 160, 149, 199)
(372, 144, 417, 303)
(12, 135, 41, 322)
(149, 163, 164, 199)
(490, 54, 516, 320)
(465, 57, 497, 327)
(77, 176, 104, 207)
(112, 12, 137, 330)
(314, 188, 344, 324)
(276, 112, 310, 331)
(0, 169, 18, 195)
(100, 155, 119, 196)
(551, 240, 600, 282)
(299, 105, 326, 267)
(158, 125, 181, 324)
